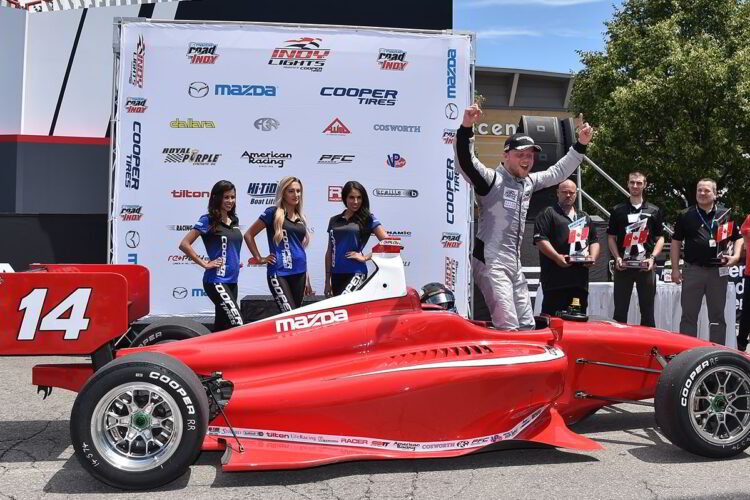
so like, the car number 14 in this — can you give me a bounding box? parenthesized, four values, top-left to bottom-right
(17, 288, 92, 340)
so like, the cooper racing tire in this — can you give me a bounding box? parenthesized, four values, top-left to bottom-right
(655, 347, 750, 458)
(129, 318, 210, 347)
(70, 352, 209, 490)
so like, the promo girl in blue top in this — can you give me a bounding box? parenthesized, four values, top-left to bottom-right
(178, 180, 244, 331)
(324, 181, 388, 296)
(245, 176, 312, 312)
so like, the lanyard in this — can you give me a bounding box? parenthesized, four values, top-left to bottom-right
(695, 206, 716, 234)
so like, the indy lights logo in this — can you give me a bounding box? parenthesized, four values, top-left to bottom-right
(129, 36, 145, 88)
(275, 310, 348, 333)
(269, 37, 331, 72)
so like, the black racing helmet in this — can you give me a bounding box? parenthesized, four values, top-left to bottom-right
(419, 282, 457, 312)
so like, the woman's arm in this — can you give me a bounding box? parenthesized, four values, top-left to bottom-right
(244, 219, 275, 265)
(178, 229, 219, 269)
(346, 225, 389, 262)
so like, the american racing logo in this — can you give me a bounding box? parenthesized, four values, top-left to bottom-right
(125, 122, 141, 190)
(269, 37, 331, 72)
(373, 124, 421, 133)
(129, 36, 145, 88)
(171, 189, 209, 198)
(254, 118, 280, 131)
(187, 42, 219, 64)
(442, 129, 457, 145)
(441, 232, 462, 248)
(323, 118, 351, 135)
(446, 49, 457, 99)
(188, 81, 209, 98)
(446, 159, 460, 224)
(319, 154, 354, 164)
(215, 84, 277, 96)
(444, 257, 458, 291)
(163, 148, 221, 165)
(241, 151, 292, 168)
(377, 48, 408, 70)
(328, 186, 343, 202)
(320, 87, 397, 106)
(247, 182, 278, 205)
(167, 224, 195, 231)
(125, 97, 147, 113)
(373, 188, 418, 198)
(170, 118, 215, 128)
(120, 205, 143, 222)
(275, 310, 348, 333)
(386, 154, 406, 168)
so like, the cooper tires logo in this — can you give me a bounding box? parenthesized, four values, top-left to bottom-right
(125, 231, 140, 249)
(173, 287, 188, 299)
(188, 81, 209, 98)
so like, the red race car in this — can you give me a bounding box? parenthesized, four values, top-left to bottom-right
(1, 240, 749, 490)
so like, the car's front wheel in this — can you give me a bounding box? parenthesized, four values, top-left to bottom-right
(655, 347, 750, 458)
(70, 352, 208, 489)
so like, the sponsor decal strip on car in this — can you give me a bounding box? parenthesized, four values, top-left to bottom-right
(208, 405, 547, 452)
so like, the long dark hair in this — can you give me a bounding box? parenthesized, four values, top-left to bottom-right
(341, 181, 371, 240)
(207, 180, 236, 233)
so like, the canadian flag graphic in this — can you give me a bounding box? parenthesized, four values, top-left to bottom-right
(568, 226, 589, 244)
(716, 221, 734, 242)
(623, 229, 649, 248)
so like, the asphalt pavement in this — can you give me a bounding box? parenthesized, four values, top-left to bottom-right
(1, 356, 748, 500)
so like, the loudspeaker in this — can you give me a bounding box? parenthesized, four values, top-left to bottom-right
(531, 143, 565, 173)
(518, 116, 562, 144)
(560, 117, 576, 152)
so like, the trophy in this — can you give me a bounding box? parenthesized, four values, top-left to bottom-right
(566, 217, 594, 264)
(622, 218, 650, 269)
(708, 208, 733, 266)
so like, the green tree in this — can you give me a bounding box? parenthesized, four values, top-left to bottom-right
(570, 0, 750, 224)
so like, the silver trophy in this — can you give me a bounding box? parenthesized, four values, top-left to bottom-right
(708, 208, 733, 266)
(566, 217, 594, 264)
(623, 218, 650, 269)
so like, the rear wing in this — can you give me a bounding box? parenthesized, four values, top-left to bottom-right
(0, 264, 149, 355)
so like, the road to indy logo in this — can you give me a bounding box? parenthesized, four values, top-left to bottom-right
(187, 42, 218, 64)
(276, 310, 348, 332)
(377, 48, 408, 70)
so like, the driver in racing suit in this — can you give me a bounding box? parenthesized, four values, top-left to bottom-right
(454, 105, 594, 330)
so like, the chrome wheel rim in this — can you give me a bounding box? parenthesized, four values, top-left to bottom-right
(688, 366, 750, 446)
(90, 382, 183, 471)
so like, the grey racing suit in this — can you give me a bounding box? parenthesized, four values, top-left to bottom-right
(454, 125, 587, 330)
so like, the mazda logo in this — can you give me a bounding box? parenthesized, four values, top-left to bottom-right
(173, 287, 188, 299)
(254, 117, 280, 131)
(445, 103, 458, 120)
(188, 81, 209, 98)
(125, 230, 140, 249)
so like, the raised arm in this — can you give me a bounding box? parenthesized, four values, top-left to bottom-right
(453, 105, 497, 196)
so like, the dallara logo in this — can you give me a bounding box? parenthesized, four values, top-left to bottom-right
(275, 310, 348, 332)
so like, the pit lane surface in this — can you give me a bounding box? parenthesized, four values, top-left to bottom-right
(1, 356, 746, 500)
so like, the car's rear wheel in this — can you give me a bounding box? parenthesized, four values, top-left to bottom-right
(70, 352, 208, 489)
(129, 318, 211, 347)
(655, 347, 750, 458)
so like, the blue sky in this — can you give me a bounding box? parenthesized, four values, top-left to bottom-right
(453, 0, 622, 74)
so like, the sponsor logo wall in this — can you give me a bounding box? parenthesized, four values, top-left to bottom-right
(113, 22, 472, 315)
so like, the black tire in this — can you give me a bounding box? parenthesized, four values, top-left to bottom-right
(70, 352, 209, 490)
(129, 318, 211, 347)
(655, 347, 750, 458)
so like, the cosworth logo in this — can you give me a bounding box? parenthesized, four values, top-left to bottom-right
(275, 310, 348, 332)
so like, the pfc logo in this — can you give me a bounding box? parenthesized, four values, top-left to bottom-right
(319, 154, 355, 165)
(269, 37, 331, 72)
(328, 186, 343, 202)
(187, 42, 219, 64)
(386, 154, 406, 168)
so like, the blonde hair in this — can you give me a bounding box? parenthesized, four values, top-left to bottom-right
(273, 177, 310, 247)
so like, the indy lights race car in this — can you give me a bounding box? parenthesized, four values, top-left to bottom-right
(2, 240, 750, 490)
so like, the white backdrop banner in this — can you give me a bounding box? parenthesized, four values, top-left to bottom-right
(112, 20, 473, 316)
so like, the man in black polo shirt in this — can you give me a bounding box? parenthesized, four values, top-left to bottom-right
(670, 178, 743, 344)
(533, 179, 600, 316)
(607, 171, 665, 327)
